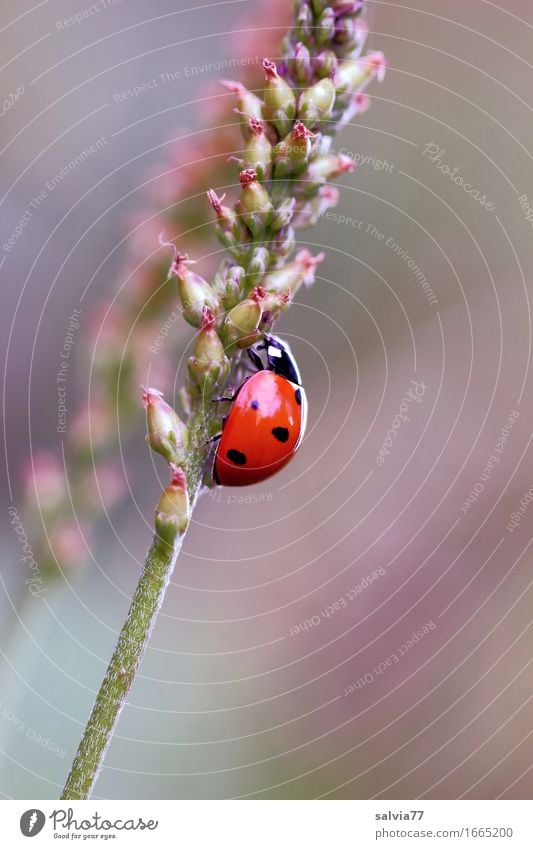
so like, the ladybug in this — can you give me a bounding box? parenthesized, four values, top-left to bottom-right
(213, 334, 307, 486)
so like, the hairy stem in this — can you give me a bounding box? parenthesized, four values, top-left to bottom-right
(61, 408, 210, 799)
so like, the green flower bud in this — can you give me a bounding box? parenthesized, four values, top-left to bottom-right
(262, 59, 296, 137)
(243, 117, 273, 181)
(220, 79, 264, 136)
(161, 242, 219, 328)
(207, 189, 241, 252)
(251, 286, 291, 323)
(264, 249, 325, 297)
(221, 265, 246, 310)
(305, 153, 354, 184)
(315, 50, 338, 80)
(335, 51, 386, 95)
(299, 78, 336, 127)
(316, 7, 335, 46)
(155, 464, 190, 546)
(222, 299, 262, 352)
(142, 388, 189, 465)
(236, 168, 273, 237)
(287, 41, 311, 85)
(187, 308, 230, 393)
(295, 2, 313, 43)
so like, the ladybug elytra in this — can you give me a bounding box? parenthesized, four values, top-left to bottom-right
(213, 334, 307, 487)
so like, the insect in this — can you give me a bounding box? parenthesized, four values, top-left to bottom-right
(213, 334, 307, 486)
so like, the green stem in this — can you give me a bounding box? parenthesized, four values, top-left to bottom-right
(61, 408, 210, 800)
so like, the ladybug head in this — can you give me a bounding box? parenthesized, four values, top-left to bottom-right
(260, 334, 302, 385)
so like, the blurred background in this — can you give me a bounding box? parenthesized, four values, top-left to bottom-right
(2, 0, 533, 800)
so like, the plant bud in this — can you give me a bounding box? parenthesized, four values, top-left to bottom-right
(316, 7, 336, 46)
(315, 49, 338, 79)
(221, 264, 245, 310)
(299, 78, 336, 127)
(272, 197, 296, 231)
(222, 299, 262, 351)
(305, 152, 355, 183)
(242, 117, 273, 181)
(330, 0, 365, 11)
(175, 257, 220, 327)
(142, 388, 189, 465)
(236, 168, 273, 236)
(336, 51, 386, 94)
(273, 226, 296, 261)
(287, 42, 311, 85)
(335, 16, 368, 54)
(264, 249, 325, 297)
(220, 79, 264, 135)
(160, 237, 220, 328)
(155, 464, 190, 546)
(293, 185, 339, 228)
(262, 59, 296, 137)
(207, 189, 241, 251)
(338, 91, 371, 130)
(187, 308, 230, 392)
(251, 286, 291, 323)
(295, 1, 313, 42)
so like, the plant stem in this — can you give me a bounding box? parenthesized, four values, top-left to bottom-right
(61, 408, 210, 800)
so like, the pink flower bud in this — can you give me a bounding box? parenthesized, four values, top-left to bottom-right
(293, 185, 339, 229)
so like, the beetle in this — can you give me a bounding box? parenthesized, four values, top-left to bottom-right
(213, 334, 307, 486)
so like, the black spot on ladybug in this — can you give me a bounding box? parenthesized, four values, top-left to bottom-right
(227, 448, 247, 465)
(251, 400, 260, 410)
(272, 427, 290, 443)
(295, 388, 302, 406)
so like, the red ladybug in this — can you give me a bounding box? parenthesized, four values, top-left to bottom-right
(213, 334, 307, 486)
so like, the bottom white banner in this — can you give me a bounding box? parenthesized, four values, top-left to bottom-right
(1, 800, 532, 848)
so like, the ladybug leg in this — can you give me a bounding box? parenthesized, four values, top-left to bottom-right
(205, 416, 228, 445)
(211, 395, 234, 403)
(247, 347, 264, 372)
